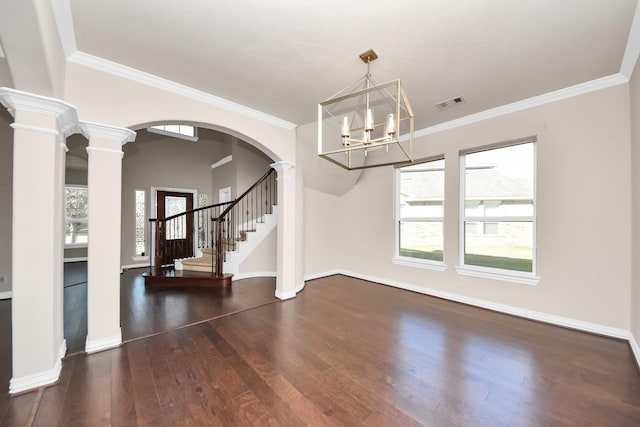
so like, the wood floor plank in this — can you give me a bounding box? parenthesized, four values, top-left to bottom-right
(1, 274, 640, 426)
(126, 340, 166, 427)
(224, 353, 306, 427)
(110, 346, 138, 427)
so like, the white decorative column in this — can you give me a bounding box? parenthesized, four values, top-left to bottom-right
(81, 122, 135, 353)
(0, 88, 78, 393)
(270, 161, 297, 299)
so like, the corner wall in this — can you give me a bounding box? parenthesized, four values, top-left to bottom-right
(630, 59, 640, 354)
(304, 83, 633, 333)
(0, 108, 12, 294)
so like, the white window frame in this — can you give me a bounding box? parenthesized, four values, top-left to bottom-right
(147, 124, 199, 142)
(456, 140, 540, 285)
(133, 189, 149, 261)
(392, 157, 446, 271)
(64, 184, 88, 248)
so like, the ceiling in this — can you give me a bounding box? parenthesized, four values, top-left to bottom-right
(12, 1, 640, 131)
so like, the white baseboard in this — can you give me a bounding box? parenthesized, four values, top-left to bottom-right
(85, 330, 122, 354)
(630, 332, 640, 369)
(304, 270, 342, 282)
(0, 291, 11, 300)
(121, 263, 150, 271)
(310, 269, 632, 341)
(9, 340, 66, 394)
(275, 288, 297, 300)
(232, 271, 277, 281)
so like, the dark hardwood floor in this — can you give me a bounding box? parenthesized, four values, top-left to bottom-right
(2, 274, 640, 426)
(64, 262, 279, 354)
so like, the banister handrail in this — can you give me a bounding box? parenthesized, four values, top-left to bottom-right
(215, 169, 275, 223)
(150, 168, 277, 278)
(150, 200, 234, 223)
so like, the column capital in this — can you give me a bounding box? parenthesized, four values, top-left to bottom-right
(0, 87, 80, 138)
(80, 121, 136, 146)
(270, 161, 295, 174)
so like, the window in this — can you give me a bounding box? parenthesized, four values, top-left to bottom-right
(135, 190, 146, 256)
(460, 141, 536, 279)
(65, 186, 88, 246)
(147, 124, 198, 142)
(395, 158, 445, 266)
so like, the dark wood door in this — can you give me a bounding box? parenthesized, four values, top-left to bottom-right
(156, 191, 194, 265)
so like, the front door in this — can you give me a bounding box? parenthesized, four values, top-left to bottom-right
(156, 191, 194, 265)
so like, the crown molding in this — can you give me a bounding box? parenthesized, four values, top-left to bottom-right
(621, 0, 640, 79)
(415, 73, 629, 137)
(211, 155, 232, 170)
(0, 87, 80, 137)
(49, 0, 77, 59)
(68, 51, 298, 131)
(80, 121, 136, 145)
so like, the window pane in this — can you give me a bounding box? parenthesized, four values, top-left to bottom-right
(165, 196, 186, 217)
(65, 187, 88, 219)
(464, 143, 534, 218)
(135, 190, 146, 256)
(399, 221, 443, 261)
(65, 220, 88, 245)
(464, 221, 533, 272)
(399, 159, 444, 218)
(165, 196, 187, 240)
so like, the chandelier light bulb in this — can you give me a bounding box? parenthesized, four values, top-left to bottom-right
(385, 113, 396, 136)
(365, 109, 374, 131)
(341, 116, 350, 138)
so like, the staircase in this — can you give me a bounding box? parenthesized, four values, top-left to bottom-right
(144, 169, 277, 288)
(176, 212, 277, 275)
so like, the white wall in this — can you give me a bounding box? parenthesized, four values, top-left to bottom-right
(304, 84, 633, 331)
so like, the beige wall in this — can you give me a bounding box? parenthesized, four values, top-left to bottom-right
(233, 139, 274, 194)
(0, 59, 14, 88)
(121, 128, 229, 266)
(630, 60, 640, 344)
(0, 108, 12, 293)
(304, 84, 633, 331)
(238, 228, 277, 274)
(210, 134, 234, 202)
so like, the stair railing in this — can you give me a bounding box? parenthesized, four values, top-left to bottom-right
(149, 201, 233, 275)
(213, 168, 277, 277)
(148, 168, 278, 277)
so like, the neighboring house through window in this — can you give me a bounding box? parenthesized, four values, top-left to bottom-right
(458, 140, 537, 283)
(394, 158, 445, 269)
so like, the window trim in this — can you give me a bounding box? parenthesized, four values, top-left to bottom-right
(458, 140, 539, 285)
(134, 189, 149, 260)
(393, 156, 447, 271)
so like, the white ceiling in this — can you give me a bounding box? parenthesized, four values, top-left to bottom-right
(47, 0, 640, 130)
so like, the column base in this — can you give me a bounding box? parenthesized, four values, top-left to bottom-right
(9, 340, 66, 394)
(85, 329, 122, 354)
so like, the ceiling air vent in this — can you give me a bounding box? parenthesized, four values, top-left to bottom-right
(436, 96, 465, 109)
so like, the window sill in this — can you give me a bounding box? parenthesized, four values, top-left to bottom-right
(132, 255, 149, 262)
(455, 265, 540, 286)
(392, 256, 447, 272)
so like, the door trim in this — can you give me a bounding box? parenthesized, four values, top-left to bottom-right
(150, 186, 198, 267)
